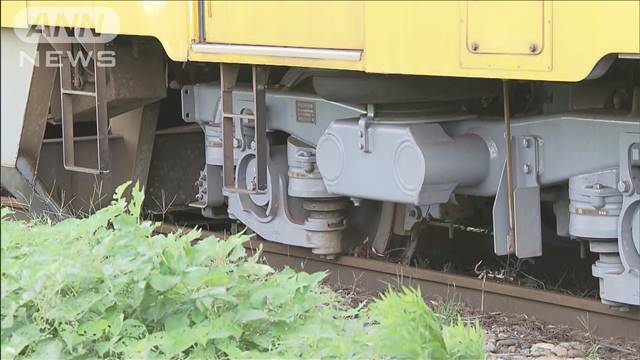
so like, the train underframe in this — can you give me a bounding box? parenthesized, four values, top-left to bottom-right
(1, 31, 638, 309)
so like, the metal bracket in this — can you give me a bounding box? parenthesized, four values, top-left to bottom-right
(493, 135, 543, 258)
(371, 202, 396, 254)
(220, 64, 270, 193)
(493, 159, 511, 255)
(358, 104, 374, 153)
(513, 135, 543, 258)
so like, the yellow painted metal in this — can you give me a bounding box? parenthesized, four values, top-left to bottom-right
(1, 0, 192, 61)
(93, 1, 192, 62)
(362, 1, 638, 80)
(204, 1, 363, 50)
(1, 0, 638, 82)
(459, 1, 553, 72)
(1, 1, 27, 28)
(25, 1, 95, 28)
(465, 1, 544, 55)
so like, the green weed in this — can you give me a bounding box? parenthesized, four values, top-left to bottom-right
(1, 182, 484, 359)
(586, 343, 601, 360)
(431, 296, 463, 326)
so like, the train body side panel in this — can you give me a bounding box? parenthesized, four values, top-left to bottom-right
(1, 1, 638, 81)
(204, 1, 363, 50)
(363, 1, 639, 80)
(1, 0, 192, 61)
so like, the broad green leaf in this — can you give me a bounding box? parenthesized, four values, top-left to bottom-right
(121, 319, 147, 339)
(202, 269, 230, 287)
(190, 286, 228, 304)
(125, 331, 167, 355)
(104, 308, 124, 337)
(159, 328, 197, 355)
(129, 182, 144, 219)
(181, 266, 211, 288)
(235, 309, 269, 323)
(208, 317, 242, 340)
(77, 319, 109, 340)
(1, 299, 17, 329)
(60, 325, 84, 352)
(237, 262, 274, 277)
(94, 340, 111, 357)
(164, 312, 190, 333)
(3, 324, 41, 358)
(26, 339, 63, 360)
(149, 273, 180, 292)
(113, 181, 132, 200)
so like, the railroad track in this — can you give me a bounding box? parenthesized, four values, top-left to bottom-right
(157, 223, 640, 340)
(2, 197, 637, 340)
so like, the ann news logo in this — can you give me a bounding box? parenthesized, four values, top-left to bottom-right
(14, 7, 119, 68)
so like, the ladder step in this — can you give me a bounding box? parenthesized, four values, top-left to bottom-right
(63, 165, 109, 175)
(222, 112, 256, 120)
(61, 89, 97, 97)
(223, 187, 267, 195)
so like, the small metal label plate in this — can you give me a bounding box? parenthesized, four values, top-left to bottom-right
(296, 100, 316, 123)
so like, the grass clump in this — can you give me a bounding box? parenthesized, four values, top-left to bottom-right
(1, 182, 484, 359)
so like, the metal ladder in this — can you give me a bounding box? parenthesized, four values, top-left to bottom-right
(220, 64, 269, 193)
(56, 41, 110, 174)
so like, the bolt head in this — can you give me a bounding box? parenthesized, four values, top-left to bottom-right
(470, 42, 479, 52)
(529, 43, 538, 53)
(232, 138, 240, 148)
(522, 138, 532, 148)
(358, 143, 364, 150)
(250, 141, 256, 150)
(522, 163, 531, 174)
(618, 180, 632, 193)
(303, 163, 314, 173)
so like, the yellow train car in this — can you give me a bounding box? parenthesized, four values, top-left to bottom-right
(2, 1, 638, 80)
(1, 1, 639, 308)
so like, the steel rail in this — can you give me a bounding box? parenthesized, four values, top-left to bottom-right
(2, 204, 635, 340)
(156, 224, 640, 340)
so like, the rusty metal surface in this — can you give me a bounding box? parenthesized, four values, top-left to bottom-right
(48, 40, 166, 124)
(144, 129, 204, 213)
(130, 103, 161, 188)
(156, 224, 640, 340)
(1, 42, 62, 215)
(36, 135, 129, 213)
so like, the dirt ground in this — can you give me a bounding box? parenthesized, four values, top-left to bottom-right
(472, 308, 639, 360)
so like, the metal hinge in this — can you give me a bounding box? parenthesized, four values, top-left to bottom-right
(358, 104, 374, 153)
